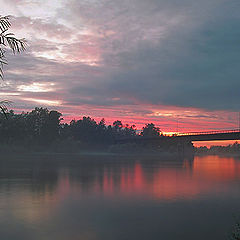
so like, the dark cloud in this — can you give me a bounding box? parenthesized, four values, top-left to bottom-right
(2, 0, 240, 116)
(60, 0, 240, 111)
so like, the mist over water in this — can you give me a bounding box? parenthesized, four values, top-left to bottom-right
(0, 154, 239, 240)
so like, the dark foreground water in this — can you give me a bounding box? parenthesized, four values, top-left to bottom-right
(0, 154, 240, 240)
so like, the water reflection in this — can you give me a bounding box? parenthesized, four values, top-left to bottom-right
(194, 155, 240, 180)
(63, 155, 240, 200)
(0, 154, 240, 240)
(0, 155, 240, 201)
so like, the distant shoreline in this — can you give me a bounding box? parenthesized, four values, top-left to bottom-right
(1, 144, 240, 159)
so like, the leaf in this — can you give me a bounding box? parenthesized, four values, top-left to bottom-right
(0, 15, 26, 80)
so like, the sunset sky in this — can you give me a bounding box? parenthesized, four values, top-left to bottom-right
(1, 0, 240, 134)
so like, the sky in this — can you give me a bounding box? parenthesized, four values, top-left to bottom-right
(1, 0, 240, 135)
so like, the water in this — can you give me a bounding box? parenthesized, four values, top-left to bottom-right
(0, 154, 240, 240)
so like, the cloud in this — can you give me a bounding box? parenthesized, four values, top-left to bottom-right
(11, 16, 73, 40)
(60, 0, 240, 111)
(1, 0, 240, 131)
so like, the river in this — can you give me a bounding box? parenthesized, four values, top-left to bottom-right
(0, 153, 239, 240)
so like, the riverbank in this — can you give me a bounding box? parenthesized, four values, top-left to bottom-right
(0, 141, 194, 157)
(0, 146, 195, 165)
(195, 142, 240, 158)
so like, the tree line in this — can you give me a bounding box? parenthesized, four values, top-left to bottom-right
(0, 107, 163, 151)
(196, 143, 240, 155)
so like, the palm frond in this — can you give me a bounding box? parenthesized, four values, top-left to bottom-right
(0, 100, 11, 119)
(0, 15, 27, 79)
(6, 36, 27, 54)
(0, 16, 11, 32)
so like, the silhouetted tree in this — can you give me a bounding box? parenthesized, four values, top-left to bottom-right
(141, 123, 161, 137)
(113, 120, 123, 131)
(123, 124, 137, 137)
(230, 220, 240, 240)
(28, 107, 49, 138)
(0, 110, 27, 143)
(0, 108, 178, 152)
(70, 117, 99, 144)
(0, 108, 62, 145)
(42, 110, 62, 142)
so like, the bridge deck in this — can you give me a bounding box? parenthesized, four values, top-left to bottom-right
(116, 129, 240, 143)
(175, 130, 240, 141)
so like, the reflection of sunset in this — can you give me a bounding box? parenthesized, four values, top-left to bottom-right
(88, 157, 240, 200)
(103, 171, 114, 194)
(2, 156, 240, 226)
(100, 164, 204, 200)
(193, 155, 240, 180)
